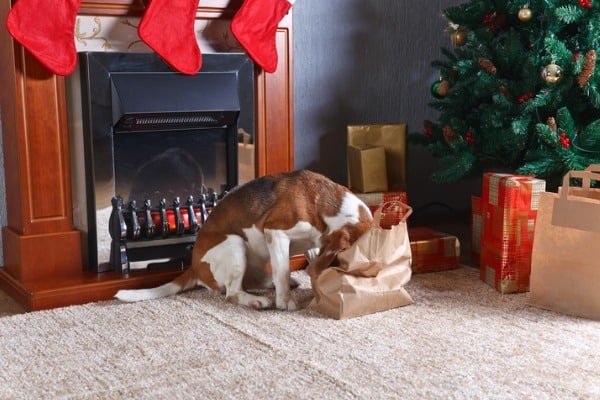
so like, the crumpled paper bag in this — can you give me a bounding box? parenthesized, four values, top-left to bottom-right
(308, 202, 414, 319)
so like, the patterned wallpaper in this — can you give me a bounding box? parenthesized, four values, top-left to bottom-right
(74, 15, 242, 53)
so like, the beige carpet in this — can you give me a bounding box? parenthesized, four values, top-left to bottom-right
(0, 267, 598, 399)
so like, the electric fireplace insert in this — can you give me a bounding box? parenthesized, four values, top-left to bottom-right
(67, 52, 255, 273)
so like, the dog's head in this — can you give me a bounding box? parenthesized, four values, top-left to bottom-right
(308, 205, 373, 277)
(307, 223, 372, 278)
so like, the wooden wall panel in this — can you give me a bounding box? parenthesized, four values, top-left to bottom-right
(256, 15, 294, 176)
(20, 53, 72, 228)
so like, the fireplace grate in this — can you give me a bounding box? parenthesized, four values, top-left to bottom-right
(109, 191, 225, 274)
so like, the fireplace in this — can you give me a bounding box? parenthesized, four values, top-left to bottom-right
(67, 52, 254, 273)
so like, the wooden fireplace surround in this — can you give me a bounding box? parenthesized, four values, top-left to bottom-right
(0, 0, 295, 311)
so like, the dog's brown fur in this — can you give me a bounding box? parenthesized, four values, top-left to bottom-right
(116, 170, 373, 309)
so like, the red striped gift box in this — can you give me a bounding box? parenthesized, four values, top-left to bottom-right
(355, 191, 408, 229)
(480, 173, 546, 293)
(408, 227, 460, 274)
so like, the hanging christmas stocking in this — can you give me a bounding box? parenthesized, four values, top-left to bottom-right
(231, 0, 293, 73)
(6, 0, 81, 76)
(138, 0, 202, 75)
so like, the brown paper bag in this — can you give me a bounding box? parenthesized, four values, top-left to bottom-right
(308, 202, 414, 319)
(529, 167, 600, 320)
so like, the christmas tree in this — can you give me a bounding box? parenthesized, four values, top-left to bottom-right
(412, 0, 600, 184)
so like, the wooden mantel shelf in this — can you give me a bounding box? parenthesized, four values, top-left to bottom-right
(0, 1, 294, 311)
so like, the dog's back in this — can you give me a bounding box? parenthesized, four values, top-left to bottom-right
(202, 170, 351, 235)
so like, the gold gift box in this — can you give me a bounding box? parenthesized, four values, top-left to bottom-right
(347, 144, 388, 193)
(347, 123, 407, 191)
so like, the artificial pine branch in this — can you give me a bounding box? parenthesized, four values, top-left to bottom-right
(413, 0, 600, 182)
(579, 119, 600, 150)
(556, 107, 576, 137)
(554, 5, 584, 24)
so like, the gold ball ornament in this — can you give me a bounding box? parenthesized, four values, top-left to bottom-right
(541, 62, 562, 84)
(518, 6, 532, 22)
(451, 29, 468, 46)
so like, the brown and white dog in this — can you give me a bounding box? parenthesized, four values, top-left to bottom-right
(115, 170, 373, 310)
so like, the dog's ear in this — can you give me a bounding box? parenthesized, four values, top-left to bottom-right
(320, 229, 351, 256)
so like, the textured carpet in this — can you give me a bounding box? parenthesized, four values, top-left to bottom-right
(0, 267, 598, 399)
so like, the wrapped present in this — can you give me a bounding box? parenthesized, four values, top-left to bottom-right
(355, 191, 408, 229)
(480, 173, 546, 293)
(471, 196, 482, 266)
(347, 144, 388, 193)
(347, 124, 407, 191)
(408, 227, 460, 274)
(237, 129, 255, 184)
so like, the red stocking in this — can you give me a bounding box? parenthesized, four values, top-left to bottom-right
(138, 0, 202, 75)
(6, 0, 81, 76)
(231, 0, 292, 73)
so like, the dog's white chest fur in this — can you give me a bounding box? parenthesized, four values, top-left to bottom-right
(242, 221, 322, 262)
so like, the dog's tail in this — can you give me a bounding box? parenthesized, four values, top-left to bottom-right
(114, 266, 202, 302)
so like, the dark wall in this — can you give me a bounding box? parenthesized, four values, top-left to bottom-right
(293, 0, 479, 214)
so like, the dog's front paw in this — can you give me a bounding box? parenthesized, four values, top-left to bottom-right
(276, 296, 298, 311)
(249, 296, 272, 310)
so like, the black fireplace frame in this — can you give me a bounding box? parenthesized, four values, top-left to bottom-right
(68, 52, 254, 272)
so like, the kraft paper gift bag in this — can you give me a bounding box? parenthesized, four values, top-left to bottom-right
(529, 167, 600, 320)
(308, 202, 414, 319)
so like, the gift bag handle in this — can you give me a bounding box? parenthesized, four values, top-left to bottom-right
(373, 201, 413, 227)
(585, 164, 600, 172)
(560, 169, 600, 200)
(553, 169, 600, 233)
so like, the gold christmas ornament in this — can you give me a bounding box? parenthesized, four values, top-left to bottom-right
(541, 62, 562, 84)
(518, 6, 532, 22)
(451, 29, 468, 46)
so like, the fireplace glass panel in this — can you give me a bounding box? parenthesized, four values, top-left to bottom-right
(114, 128, 228, 206)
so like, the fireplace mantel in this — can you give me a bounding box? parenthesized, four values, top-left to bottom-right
(0, 0, 294, 310)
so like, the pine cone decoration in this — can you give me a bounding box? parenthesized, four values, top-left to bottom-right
(442, 125, 459, 144)
(546, 117, 557, 133)
(499, 85, 512, 99)
(578, 50, 596, 87)
(478, 58, 497, 75)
